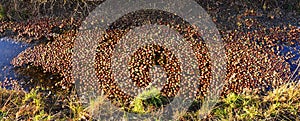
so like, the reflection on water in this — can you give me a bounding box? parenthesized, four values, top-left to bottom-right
(0, 38, 65, 91)
(275, 40, 300, 81)
(0, 38, 28, 82)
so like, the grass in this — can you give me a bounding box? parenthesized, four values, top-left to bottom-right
(130, 87, 167, 114)
(211, 82, 300, 120)
(0, 0, 103, 21)
(0, 4, 4, 20)
(0, 0, 298, 21)
(68, 95, 86, 120)
(1, 81, 299, 120)
(1, 87, 55, 120)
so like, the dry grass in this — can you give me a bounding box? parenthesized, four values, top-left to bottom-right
(1, 80, 300, 120)
(0, 0, 298, 21)
(0, 0, 103, 21)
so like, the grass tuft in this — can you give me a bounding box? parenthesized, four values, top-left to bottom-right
(210, 82, 300, 120)
(130, 87, 164, 114)
(0, 80, 300, 120)
(0, 4, 4, 20)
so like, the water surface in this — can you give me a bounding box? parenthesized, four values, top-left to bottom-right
(0, 38, 28, 82)
(275, 40, 300, 81)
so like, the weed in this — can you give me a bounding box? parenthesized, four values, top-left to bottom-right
(210, 82, 300, 120)
(130, 87, 166, 114)
(0, 4, 4, 20)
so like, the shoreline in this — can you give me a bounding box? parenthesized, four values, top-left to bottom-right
(0, 1, 299, 120)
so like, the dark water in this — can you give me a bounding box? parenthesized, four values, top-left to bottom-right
(0, 38, 63, 91)
(275, 40, 300, 81)
(0, 38, 29, 82)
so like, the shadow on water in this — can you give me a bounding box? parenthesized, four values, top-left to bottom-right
(0, 38, 66, 93)
(13, 64, 65, 92)
(0, 38, 28, 86)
